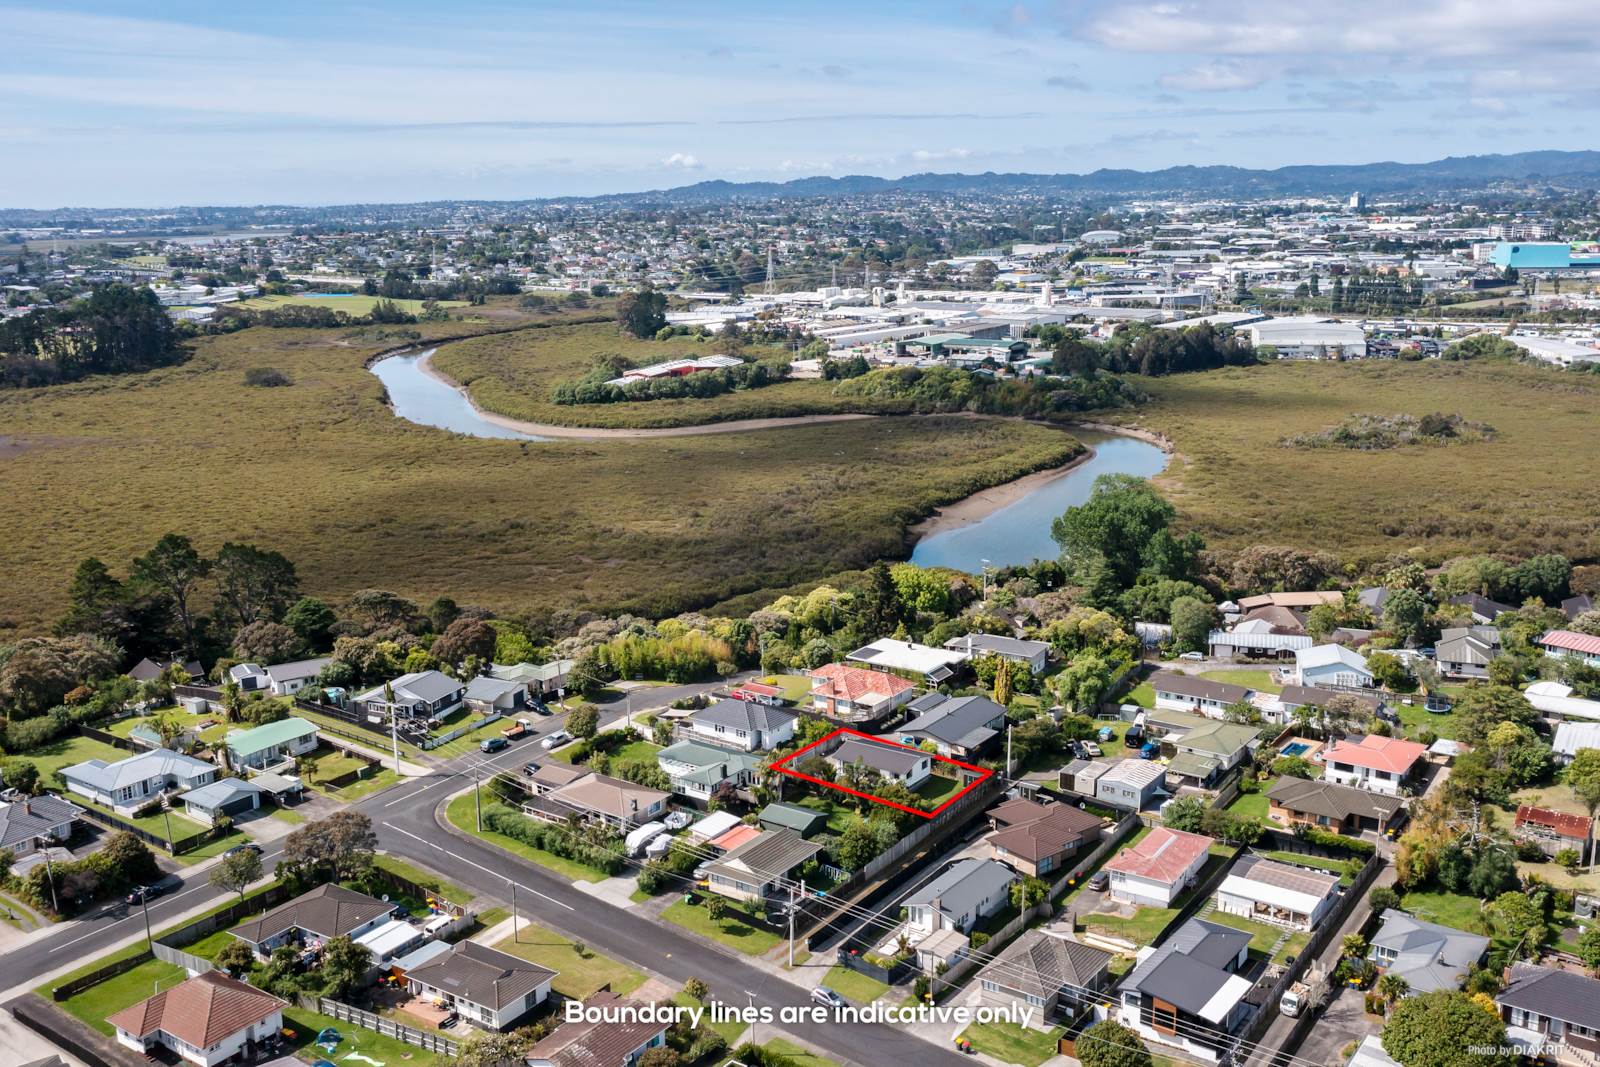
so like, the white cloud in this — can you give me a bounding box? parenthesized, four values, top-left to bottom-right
(661, 152, 703, 169)
(1158, 61, 1269, 92)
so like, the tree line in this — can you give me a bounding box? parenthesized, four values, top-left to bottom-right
(0, 283, 180, 389)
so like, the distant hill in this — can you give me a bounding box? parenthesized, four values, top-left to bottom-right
(598, 150, 1600, 203)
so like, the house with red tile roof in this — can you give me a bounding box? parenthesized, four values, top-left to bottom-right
(1321, 735, 1427, 796)
(1105, 826, 1213, 907)
(1514, 804, 1594, 864)
(1539, 629, 1600, 667)
(109, 971, 286, 1066)
(808, 663, 917, 721)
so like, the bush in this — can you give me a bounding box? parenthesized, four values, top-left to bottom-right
(481, 805, 625, 875)
(243, 367, 292, 387)
(1299, 825, 1376, 857)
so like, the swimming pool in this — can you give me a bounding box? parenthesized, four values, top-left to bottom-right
(1281, 741, 1312, 757)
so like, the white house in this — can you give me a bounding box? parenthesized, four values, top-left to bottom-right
(1214, 855, 1340, 930)
(904, 859, 1016, 934)
(944, 633, 1051, 674)
(828, 737, 932, 789)
(1539, 630, 1600, 668)
(59, 748, 218, 814)
(353, 670, 466, 720)
(1294, 644, 1373, 688)
(685, 698, 797, 752)
(109, 971, 286, 1067)
(656, 741, 764, 801)
(223, 717, 319, 770)
(1321, 735, 1427, 796)
(1150, 671, 1252, 718)
(0, 793, 82, 856)
(846, 637, 969, 685)
(405, 940, 556, 1031)
(1104, 826, 1212, 907)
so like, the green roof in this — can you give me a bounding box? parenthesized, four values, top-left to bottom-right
(657, 740, 764, 785)
(225, 716, 317, 757)
(1166, 751, 1222, 780)
(759, 802, 829, 835)
(1174, 719, 1259, 757)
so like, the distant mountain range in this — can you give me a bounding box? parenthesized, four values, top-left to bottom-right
(597, 150, 1600, 203)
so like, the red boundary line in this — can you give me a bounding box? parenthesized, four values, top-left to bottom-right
(769, 726, 992, 818)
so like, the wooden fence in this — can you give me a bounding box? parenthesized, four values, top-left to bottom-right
(76, 724, 136, 751)
(152, 941, 214, 975)
(300, 995, 460, 1056)
(51, 950, 156, 1001)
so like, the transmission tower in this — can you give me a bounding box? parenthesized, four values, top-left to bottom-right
(764, 245, 775, 294)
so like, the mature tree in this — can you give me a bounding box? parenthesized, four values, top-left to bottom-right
(101, 832, 161, 887)
(130, 533, 211, 656)
(318, 935, 372, 999)
(232, 620, 302, 664)
(1378, 973, 1411, 1004)
(56, 557, 132, 645)
(214, 938, 258, 978)
(450, 1031, 535, 1067)
(636, 1049, 680, 1067)
(1382, 990, 1514, 1067)
(209, 847, 263, 903)
(1272, 755, 1317, 779)
(0, 757, 41, 795)
(1490, 890, 1544, 958)
(345, 588, 420, 633)
(279, 811, 377, 881)
(1575, 925, 1600, 972)
(1566, 748, 1600, 818)
(0, 634, 121, 715)
(1076, 1019, 1154, 1067)
(1383, 588, 1430, 647)
(1052, 474, 1200, 602)
(213, 542, 299, 630)
(566, 704, 600, 739)
(1162, 795, 1208, 834)
(283, 596, 338, 650)
(432, 616, 497, 669)
(1169, 596, 1214, 653)
(1452, 685, 1537, 745)
(426, 596, 461, 634)
(1050, 652, 1115, 714)
(617, 287, 667, 338)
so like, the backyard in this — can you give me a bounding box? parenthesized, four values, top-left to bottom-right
(16, 733, 129, 784)
(1225, 775, 1277, 824)
(1199, 908, 1312, 964)
(957, 1020, 1065, 1067)
(107, 708, 233, 746)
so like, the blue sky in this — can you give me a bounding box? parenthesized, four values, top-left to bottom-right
(6, 0, 1599, 207)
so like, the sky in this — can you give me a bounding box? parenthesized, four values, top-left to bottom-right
(5, 0, 1600, 208)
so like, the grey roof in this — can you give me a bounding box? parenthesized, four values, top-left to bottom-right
(406, 940, 556, 1011)
(758, 802, 829, 835)
(181, 777, 263, 808)
(1370, 909, 1489, 994)
(1278, 684, 1381, 713)
(1448, 593, 1516, 621)
(1436, 626, 1500, 666)
(126, 657, 203, 682)
(980, 929, 1113, 1000)
(0, 794, 82, 849)
(691, 698, 798, 735)
(831, 737, 928, 776)
(1122, 918, 1251, 1016)
(357, 670, 463, 705)
(229, 663, 269, 685)
(1229, 853, 1340, 898)
(1150, 671, 1250, 703)
(1266, 776, 1405, 822)
(904, 859, 1015, 921)
(945, 633, 1050, 659)
(265, 656, 331, 684)
(1166, 916, 1253, 970)
(232, 883, 393, 946)
(1497, 962, 1600, 1030)
(464, 674, 524, 702)
(390, 939, 453, 972)
(1563, 595, 1596, 620)
(60, 748, 215, 793)
(708, 826, 824, 883)
(899, 694, 1005, 749)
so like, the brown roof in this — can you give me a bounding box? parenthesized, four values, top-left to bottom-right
(406, 940, 556, 1011)
(980, 929, 1114, 999)
(549, 772, 668, 820)
(1278, 685, 1381, 713)
(986, 798, 1103, 863)
(1237, 591, 1343, 610)
(1150, 671, 1250, 704)
(107, 971, 284, 1049)
(1516, 804, 1594, 840)
(1266, 776, 1404, 822)
(527, 762, 587, 790)
(1238, 605, 1307, 634)
(527, 991, 666, 1067)
(231, 883, 392, 946)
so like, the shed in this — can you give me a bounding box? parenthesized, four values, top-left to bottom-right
(758, 802, 829, 837)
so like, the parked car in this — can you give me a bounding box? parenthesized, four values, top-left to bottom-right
(523, 761, 543, 778)
(811, 987, 847, 1009)
(541, 730, 573, 750)
(1087, 870, 1109, 891)
(223, 842, 262, 857)
(1124, 725, 1145, 746)
(1067, 740, 1090, 760)
(502, 717, 533, 741)
(480, 736, 509, 753)
(126, 882, 167, 906)
(1139, 741, 1161, 759)
(1082, 741, 1103, 758)
(1179, 651, 1204, 661)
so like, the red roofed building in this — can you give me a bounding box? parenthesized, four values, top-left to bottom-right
(1321, 735, 1427, 796)
(109, 971, 286, 1066)
(1539, 629, 1600, 667)
(1514, 804, 1594, 863)
(1105, 826, 1213, 907)
(808, 663, 916, 721)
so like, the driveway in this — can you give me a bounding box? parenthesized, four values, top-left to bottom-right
(1295, 986, 1380, 1066)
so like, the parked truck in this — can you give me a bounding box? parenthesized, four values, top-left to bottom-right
(1279, 982, 1311, 1018)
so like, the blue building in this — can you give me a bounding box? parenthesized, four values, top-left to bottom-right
(1491, 242, 1600, 270)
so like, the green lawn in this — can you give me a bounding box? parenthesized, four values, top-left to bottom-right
(57, 957, 187, 1035)
(493, 926, 645, 1000)
(662, 898, 782, 955)
(291, 708, 426, 759)
(238, 293, 466, 316)
(822, 963, 890, 1005)
(1396, 700, 1461, 741)
(1226, 776, 1276, 823)
(109, 708, 232, 746)
(1081, 904, 1179, 944)
(957, 1021, 1064, 1067)
(1196, 909, 1284, 956)
(321, 766, 402, 801)
(762, 1038, 844, 1067)
(553, 736, 662, 766)
(426, 713, 520, 756)
(1123, 680, 1155, 709)
(444, 794, 609, 881)
(765, 674, 818, 705)
(268, 805, 306, 824)
(1201, 669, 1283, 695)
(1398, 890, 1489, 934)
(180, 926, 242, 961)
(1256, 850, 1360, 885)
(793, 794, 859, 834)
(373, 853, 474, 906)
(19, 733, 129, 783)
(916, 773, 963, 804)
(284, 1006, 444, 1066)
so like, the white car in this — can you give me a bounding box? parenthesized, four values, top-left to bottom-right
(1178, 651, 1204, 661)
(540, 730, 573, 750)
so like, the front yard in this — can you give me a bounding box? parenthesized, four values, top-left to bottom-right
(662, 898, 782, 955)
(1201, 669, 1283, 695)
(493, 925, 645, 1000)
(822, 963, 890, 1004)
(56, 956, 188, 1035)
(957, 1020, 1065, 1067)
(443, 794, 611, 882)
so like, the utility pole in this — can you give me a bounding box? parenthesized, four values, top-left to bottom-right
(765, 245, 775, 295)
(474, 765, 483, 832)
(139, 890, 154, 948)
(510, 878, 519, 944)
(787, 881, 798, 967)
(1006, 724, 1013, 780)
(161, 809, 174, 852)
(43, 852, 59, 914)
(391, 707, 401, 774)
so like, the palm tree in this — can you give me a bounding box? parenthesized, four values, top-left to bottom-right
(1342, 933, 1368, 959)
(1378, 973, 1410, 1004)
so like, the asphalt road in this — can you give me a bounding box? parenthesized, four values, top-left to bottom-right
(2, 676, 972, 1067)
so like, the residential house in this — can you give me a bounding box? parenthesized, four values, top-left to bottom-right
(227, 663, 271, 692)
(1206, 630, 1312, 662)
(230, 883, 396, 958)
(1514, 804, 1594, 864)
(828, 736, 932, 789)
(727, 680, 786, 706)
(539, 771, 669, 830)
(944, 633, 1052, 674)
(1061, 758, 1110, 797)
(1144, 711, 1257, 788)
(109, 971, 286, 1067)
(1150, 672, 1251, 717)
(705, 827, 824, 903)
(896, 693, 1006, 758)
(1435, 626, 1501, 681)
(1497, 962, 1600, 1060)
(0, 793, 81, 856)
(904, 858, 1015, 934)
(1266, 776, 1406, 836)
(180, 778, 264, 826)
(60, 748, 218, 814)
(405, 940, 556, 1031)
(1236, 591, 1343, 613)
(1554, 721, 1600, 764)
(522, 761, 588, 794)
(1104, 826, 1212, 907)
(1236, 605, 1309, 635)
(1368, 909, 1488, 994)
(1321, 735, 1427, 796)
(490, 659, 574, 698)
(463, 674, 532, 714)
(1275, 685, 1382, 728)
(656, 740, 763, 802)
(1117, 918, 1255, 1063)
(1527, 680, 1600, 724)
(685, 698, 797, 752)
(808, 663, 917, 721)
(262, 657, 330, 696)
(1449, 594, 1516, 624)
(126, 657, 204, 684)
(975, 930, 1113, 1026)
(1539, 630, 1600, 668)
(1214, 855, 1339, 930)
(845, 638, 968, 686)
(223, 717, 319, 770)
(1293, 644, 1373, 688)
(984, 797, 1103, 877)
(353, 670, 467, 720)
(526, 991, 670, 1067)
(1092, 758, 1167, 811)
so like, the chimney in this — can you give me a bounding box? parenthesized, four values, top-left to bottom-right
(966, 635, 973, 656)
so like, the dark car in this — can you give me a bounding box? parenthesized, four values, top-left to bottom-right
(223, 842, 263, 857)
(125, 882, 167, 906)
(480, 736, 509, 753)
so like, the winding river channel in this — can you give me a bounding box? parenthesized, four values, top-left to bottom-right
(370, 348, 1170, 572)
